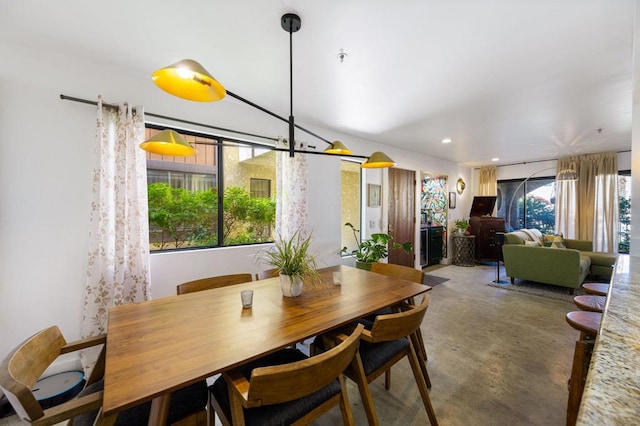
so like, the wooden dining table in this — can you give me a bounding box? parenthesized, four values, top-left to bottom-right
(101, 264, 431, 424)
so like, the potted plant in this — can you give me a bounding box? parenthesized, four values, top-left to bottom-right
(454, 218, 470, 235)
(340, 222, 413, 270)
(258, 231, 320, 297)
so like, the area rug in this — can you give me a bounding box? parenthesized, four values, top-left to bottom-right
(487, 279, 585, 303)
(424, 275, 449, 287)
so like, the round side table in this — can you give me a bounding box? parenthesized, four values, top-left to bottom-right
(452, 235, 475, 267)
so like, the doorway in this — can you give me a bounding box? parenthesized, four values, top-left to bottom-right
(388, 167, 416, 267)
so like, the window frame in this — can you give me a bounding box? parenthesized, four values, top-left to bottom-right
(497, 175, 556, 232)
(250, 178, 272, 198)
(145, 123, 276, 252)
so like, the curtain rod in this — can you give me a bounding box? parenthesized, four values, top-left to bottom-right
(475, 149, 632, 170)
(59, 94, 367, 160)
(60, 94, 334, 146)
(60, 94, 279, 142)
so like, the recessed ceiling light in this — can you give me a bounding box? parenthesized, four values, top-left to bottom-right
(491, 158, 499, 162)
(441, 138, 452, 144)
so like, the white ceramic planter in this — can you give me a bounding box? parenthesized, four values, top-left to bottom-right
(279, 274, 303, 297)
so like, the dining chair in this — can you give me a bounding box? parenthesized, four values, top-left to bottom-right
(0, 325, 209, 426)
(176, 273, 254, 295)
(368, 262, 431, 370)
(319, 297, 438, 426)
(209, 323, 365, 426)
(255, 268, 280, 281)
(0, 326, 106, 425)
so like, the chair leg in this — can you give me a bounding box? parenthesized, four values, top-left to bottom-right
(415, 328, 428, 361)
(207, 391, 216, 426)
(407, 344, 438, 426)
(350, 353, 379, 426)
(410, 332, 431, 388)
(149, 394, 172, 426)
(384, 369, 391, 390)
(338, 375, 355, 426)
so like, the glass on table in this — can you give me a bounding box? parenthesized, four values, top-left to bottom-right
(241, 289, 254, 308)
(332, 271, 342, 285)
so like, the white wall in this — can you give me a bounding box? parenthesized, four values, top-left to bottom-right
(0, 40, 466, 359)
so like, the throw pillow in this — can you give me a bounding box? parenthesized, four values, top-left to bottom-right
(550, 235, 566, 249)
(544, 233, 564, 247)
(525, 240, 541, 247)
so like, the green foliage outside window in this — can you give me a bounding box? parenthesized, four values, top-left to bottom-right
(523, 195, 555, 234)
(619, 195, 630, 253)
(148, 183, 275, 250)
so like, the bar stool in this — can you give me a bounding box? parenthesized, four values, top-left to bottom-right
(573, 295, 606, 313)
(582, 283, 609, 296)
(565, 311, 602, 426)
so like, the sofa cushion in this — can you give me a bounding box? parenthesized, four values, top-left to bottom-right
(504, 232, 526, 245)
(525, 240, 542, 247)
(579, 255, 592, 277)
(504, 229, 544, 245)
(581, 251, 617, 267)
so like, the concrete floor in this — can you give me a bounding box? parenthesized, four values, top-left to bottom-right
(311, 264, 577, 426)
(0, 264, 577, 426)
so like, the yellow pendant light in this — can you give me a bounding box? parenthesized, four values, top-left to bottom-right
(361, 151, 396, 168)
(152, 59, 226, 102)
(323, 140, 352, 155)
(139, 129, 197, 156)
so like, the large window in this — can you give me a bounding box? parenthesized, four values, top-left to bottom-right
(145, 125, 276, 251)
(497, 177, 556, 233)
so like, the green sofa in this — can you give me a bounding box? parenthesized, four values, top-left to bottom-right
(501, 229, 617, 291)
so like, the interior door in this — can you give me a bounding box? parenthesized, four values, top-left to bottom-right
(388, 167, 416, 267)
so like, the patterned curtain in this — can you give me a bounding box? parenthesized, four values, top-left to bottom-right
(275, 138, 308, 240)
(82, 97, 151, 338)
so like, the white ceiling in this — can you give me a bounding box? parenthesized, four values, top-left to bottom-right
(2, 0, 634, 167)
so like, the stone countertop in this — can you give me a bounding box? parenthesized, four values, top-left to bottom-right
(577, 254, 640, 424)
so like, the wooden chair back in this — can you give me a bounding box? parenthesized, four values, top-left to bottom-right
(346, 296, 438, 425)
(0, 326, 106, 424)
(368, 296, 430, 343)
(369, 262, 425, 284)
(368, 262, 429, 361)
(227, 323, 363, 407)
(255, 268, 280, 281)
(176, 273, 253, 295)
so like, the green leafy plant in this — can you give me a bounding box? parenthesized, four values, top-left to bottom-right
(258, 231, 320, 283)
(340, 222, 413, 263)
(454, 218, 470, 232)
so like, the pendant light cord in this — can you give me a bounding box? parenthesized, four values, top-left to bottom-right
(288, 27, 295, 157)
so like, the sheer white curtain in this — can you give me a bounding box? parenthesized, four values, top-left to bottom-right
(275, 139, 308, 239)
(555, 152, 618, 252)
(82, 97, 151, 338)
